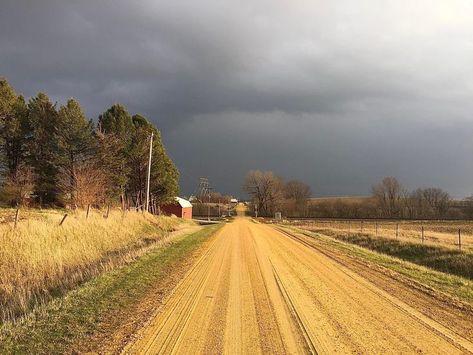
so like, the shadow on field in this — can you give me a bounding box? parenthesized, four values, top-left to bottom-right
(322, 231, 473, 280)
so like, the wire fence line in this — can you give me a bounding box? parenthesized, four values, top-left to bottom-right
(4, 204, 155, 230)
(273, 218, 473, 251)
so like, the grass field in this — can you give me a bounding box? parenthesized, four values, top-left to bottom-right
(0, 224, 222, 354)
(0, 208, 181, 321)
(280, 220, 473, 280)
(285, 219, 473, 251)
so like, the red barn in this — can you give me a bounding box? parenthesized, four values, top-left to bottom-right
(160, 197, 193, 219)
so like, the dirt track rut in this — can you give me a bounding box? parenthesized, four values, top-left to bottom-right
(126, 218, 473, 354)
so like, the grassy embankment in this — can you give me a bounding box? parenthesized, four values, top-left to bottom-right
(305, 228, 473, 279)
(285, 226, 473, 304)
(0, 220, 222, 354)
(0, 208, 180, 321)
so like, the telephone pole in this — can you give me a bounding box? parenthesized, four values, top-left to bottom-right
(145, 132, 154, 213)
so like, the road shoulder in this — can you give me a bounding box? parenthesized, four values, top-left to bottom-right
(277, 225, 473, 342)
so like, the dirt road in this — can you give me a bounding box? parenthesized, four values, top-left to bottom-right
(126, 218, 473, 354)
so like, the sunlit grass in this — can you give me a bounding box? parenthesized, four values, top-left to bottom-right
(0, 208, 180, 321)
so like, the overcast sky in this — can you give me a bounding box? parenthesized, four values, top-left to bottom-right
(2, 1, 473, 197)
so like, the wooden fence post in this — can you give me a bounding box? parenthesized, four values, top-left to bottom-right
(59, 214, 68, 226)
(86, 204, 90, 219)
(421, 225, 424, 243)
(105, 204, 110, 218)
(458, 229, 462, 251)
(375, 221, 378, 236)
(14, 208, 19, 229)
(396, 223, 399, 239)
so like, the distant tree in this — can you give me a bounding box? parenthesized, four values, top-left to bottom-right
(371, 177, 403, 217)
(463, 195, 473, 219)
(244, 170, 284, 216)
(420, 187, 451, 218)
(284, 180, 312, 216)
(27, 92, 63, 204)
(208, 191, 231, 204)
(403, 189, 421, 219)
(284, 180, 312, 201)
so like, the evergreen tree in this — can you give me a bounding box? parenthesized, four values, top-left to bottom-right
(98, 103, 133, 137)
(97, 104, 133, 202)
(128, 114, 179, 207)
(0, 79, 179, 209)
(0, 78, 16, 122)
(27, 92, 62, 204)
(0, 79, 29, 176)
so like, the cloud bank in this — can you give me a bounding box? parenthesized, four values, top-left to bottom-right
(2, 0, 473, 196)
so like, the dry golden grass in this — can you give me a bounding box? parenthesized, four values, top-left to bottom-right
(0, 208, 181, 321)
(288, 219, 473, 251)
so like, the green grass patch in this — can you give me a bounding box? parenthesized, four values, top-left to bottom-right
(0, 224, 222, 354)
(324, 232, 473, 280)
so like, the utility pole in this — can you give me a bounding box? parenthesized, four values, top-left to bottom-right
(207, 187, 214, 221)
(145, 132, 154, 213)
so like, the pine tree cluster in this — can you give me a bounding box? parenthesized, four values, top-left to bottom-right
(0, 78, 179, 209)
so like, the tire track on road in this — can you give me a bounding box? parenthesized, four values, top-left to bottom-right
(273, 226, 473, 354)
(125, 219, 473, 354)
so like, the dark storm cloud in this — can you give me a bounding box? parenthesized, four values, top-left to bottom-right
(2, 0, 473, 196)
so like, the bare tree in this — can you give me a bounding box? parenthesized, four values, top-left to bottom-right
(208, 191, 231, 204)
(371, 177, 403, 217)
(59, 160, 106, 208)
(421, 187, 450, 218)
(243, 170, 284, 216)
(284, 180, 311, 201)
(1, 163, 34, 206)
(284, 180, 312, 216)
(463, 195, 473, 219)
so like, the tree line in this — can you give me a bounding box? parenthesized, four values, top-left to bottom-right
(0, 78, 178, 209)
(244, 171, 473, 219)
(244, 170, 311, 217)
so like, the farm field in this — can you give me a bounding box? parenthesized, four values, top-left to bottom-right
(281, 219, 473, 251)
(125, 215, 473, 354)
